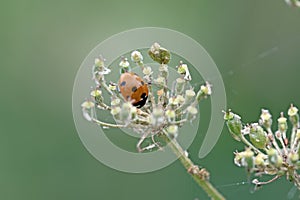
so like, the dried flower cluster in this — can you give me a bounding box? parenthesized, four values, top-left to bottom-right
(81, 42, 212, 152)
(224, 105, 300, 189)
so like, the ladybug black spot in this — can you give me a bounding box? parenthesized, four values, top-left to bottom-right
(132, 86, 137, 92)
(133, 93, 148, 108)
(141, 93, 147, 99)
(141, 81, 144, 85)
(120, 81, 126, 86)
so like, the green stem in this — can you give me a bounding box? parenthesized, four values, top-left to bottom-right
(161, 130, 225, 200)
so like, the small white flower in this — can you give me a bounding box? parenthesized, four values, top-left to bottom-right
(90, 90, 102, 97)
(81, 100, 95, 109)
(108, 84, 117, 91)
(111, 107, 121, 116)
(176, 95, 185, 104)
(201, 82, 212, 96)
(111, 98, 121, 106)
(150, 42, 160, 53)
(185, 89, 195, 99)
(241, 126, 250, 135)
(167, 125, 178, 135)
(119, 58, 130, 68)
(169, 97, 179, 106)
(166, 109, 176, 122)
(187, 106, 198, 115)
(131, 50, 143, 63)
(143, 66, 153, 76)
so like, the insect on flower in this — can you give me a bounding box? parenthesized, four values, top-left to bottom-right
(118, 72, 149, 108)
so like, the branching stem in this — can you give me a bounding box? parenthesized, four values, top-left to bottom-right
(161, 130, 226, 200)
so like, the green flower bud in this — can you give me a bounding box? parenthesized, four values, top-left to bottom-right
(242, 148, 254, 170)
(130, 106, 137, 120)
(168, 97, 179, 107)
(90, 89, 103, 104)
(196, 82, 212, 102)
(167, 125, 178, 139)
(187, 106, 198, 121)
(175, 95, 185, 105)
(254, 153, 266, 167)
(185, 89, 195, 102)
(93, 57, 111, 76)
(166, 109, 176, 122)
(288, 104, 299, 127)
(177, 63, 187, 74)
(234, 152, 243, 167)
(111, 107, 121, 121)
(278, 112, 288, 133)
(259, 109, 272, 129)
(94, 58, 104, 67)
(148, 42, 171, 64)
(119, 58, 131, 74)
(288, 152, 299, 164)
(224, 110, 242, 141)
(267, 148, 282, 167)
(92, 57, 111, 83)
(177, 62, 191, 81)
(235, 149, 254, 170)
(175, 78, 185, 95)
(108, 84, 117, 91)
(249, 123, 268, 149)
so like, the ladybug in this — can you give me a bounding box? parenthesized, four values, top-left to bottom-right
(118, 72, 149, 108)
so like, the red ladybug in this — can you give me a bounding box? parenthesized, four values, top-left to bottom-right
(118, 72, 149, 108)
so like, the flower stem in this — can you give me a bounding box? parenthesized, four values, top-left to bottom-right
(92, 118, 126, 128)
(160, 130, 226, 200)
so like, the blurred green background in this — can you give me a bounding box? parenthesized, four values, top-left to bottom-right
(1, 0, 300, 199)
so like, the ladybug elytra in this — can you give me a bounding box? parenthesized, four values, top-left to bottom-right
(118, 72, 149, 108)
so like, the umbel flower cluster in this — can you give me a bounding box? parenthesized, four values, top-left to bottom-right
(224, 105, 300, 189)
(80, 42, 227, 200)
(81, 42, 212, 152)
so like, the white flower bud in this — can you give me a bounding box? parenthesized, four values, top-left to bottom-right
(111, 98, 121, 106)
(176, 95, 185, 105)
(187, 106, 198, 121)
(81, 100, 95, 109)
(151, 107, 165, 127)
(166, 109, 176, 122)
(143, 66, 153, 76)
(119, 58, 130, 68)
(131, 50, 143, 63)
(185, 89, 195, 100)
(167, 125, 178, 138)
(81, 100, 95, 121)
